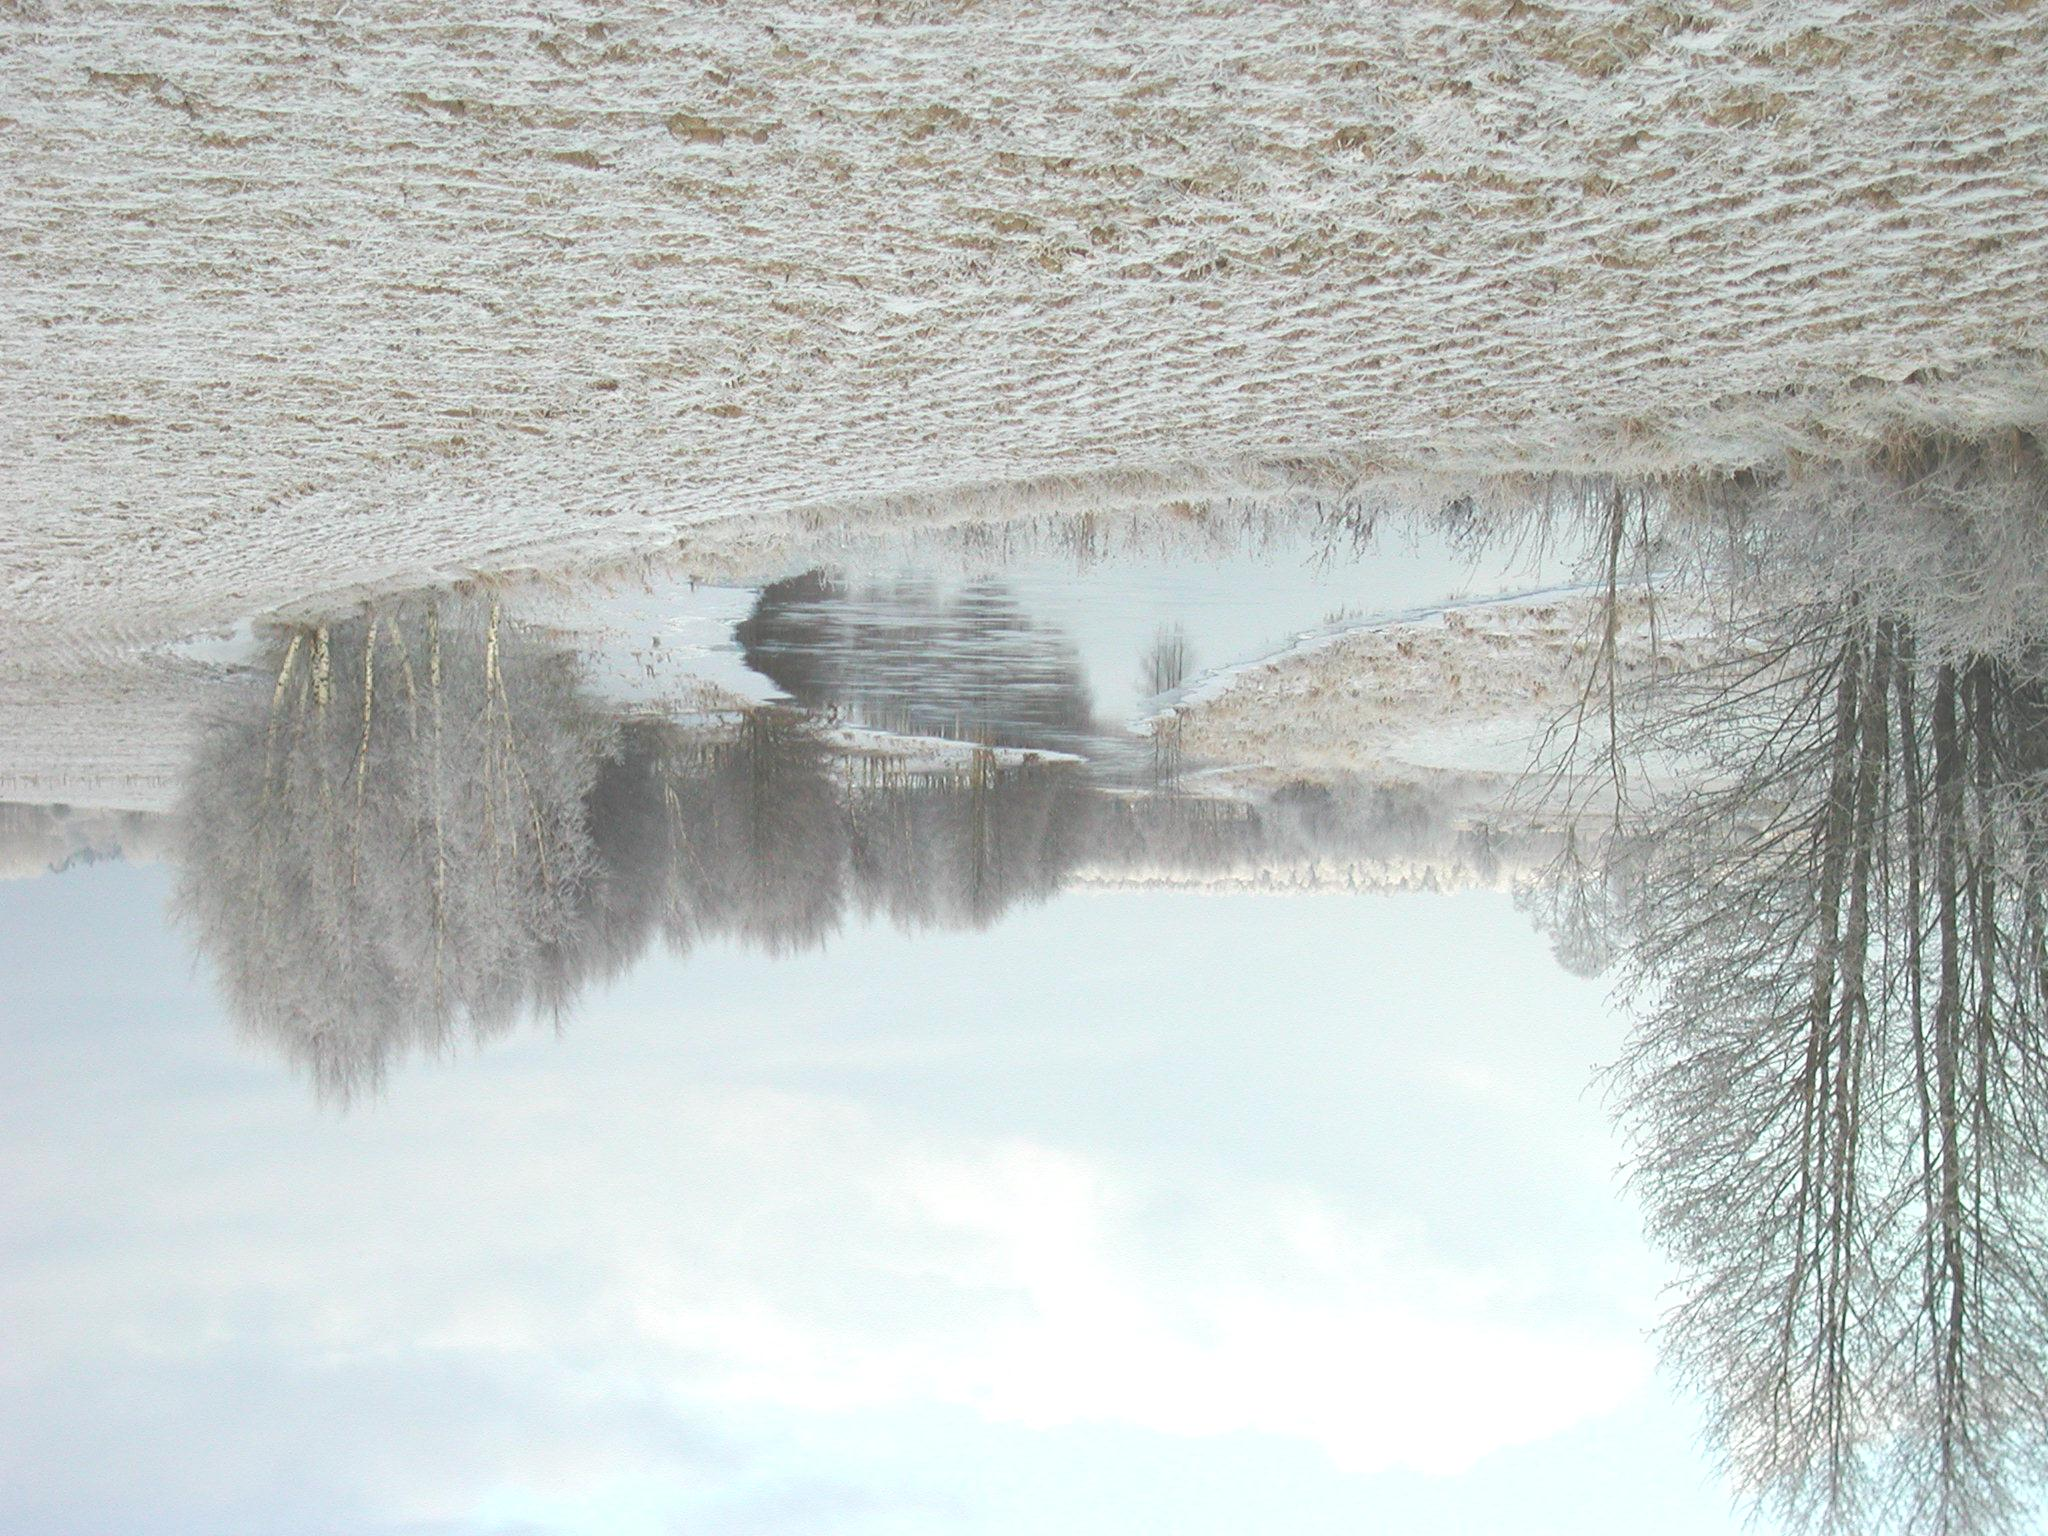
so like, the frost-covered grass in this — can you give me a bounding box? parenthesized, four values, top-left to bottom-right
(5, 3, 2045, 813)
(4, 0, 2047, 656)
(1166, 585, 1714, 780)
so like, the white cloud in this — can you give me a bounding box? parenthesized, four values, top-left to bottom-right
(0, 874, 1672, 1532)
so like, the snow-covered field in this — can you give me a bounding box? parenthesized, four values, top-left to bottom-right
(6, 1, 2048, 652)
(4, 3, 2045, 812)
(1165, 585, 1713, 784)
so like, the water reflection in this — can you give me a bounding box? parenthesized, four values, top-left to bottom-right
(737, 570, 1117, 763)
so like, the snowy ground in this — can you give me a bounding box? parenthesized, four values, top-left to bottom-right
(1164, 585, 1716, 789)
(514, 577, 790, 712)
(4, 3, 2044, 829)
(5, 0, 2048, 664)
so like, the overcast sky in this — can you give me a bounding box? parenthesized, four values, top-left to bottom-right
(0, 860, 1770, 1536)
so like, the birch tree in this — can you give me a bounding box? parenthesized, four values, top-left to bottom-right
(175, 594, 615, 1100)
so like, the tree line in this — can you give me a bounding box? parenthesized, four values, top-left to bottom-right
(173, 594, 1498, 1100)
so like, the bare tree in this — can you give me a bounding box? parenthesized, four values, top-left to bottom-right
(1140, 622, 1193, 698)
(1605, 602, 2048, 1535)
(844, 749, 1091, 931)
(1497, 438, 2048, 1534)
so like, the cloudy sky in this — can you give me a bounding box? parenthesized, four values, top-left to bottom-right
(0, 860, 1768, 1535)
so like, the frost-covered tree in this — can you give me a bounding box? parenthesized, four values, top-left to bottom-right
(844, 749, 1091, 931)
(1609, 607, 2048, 1535)
(1501, 437, 2048, 1534)
(612, 708, 849, 955)
(180, 642, 1111, 1096)
(175, 595, 616, 1100)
